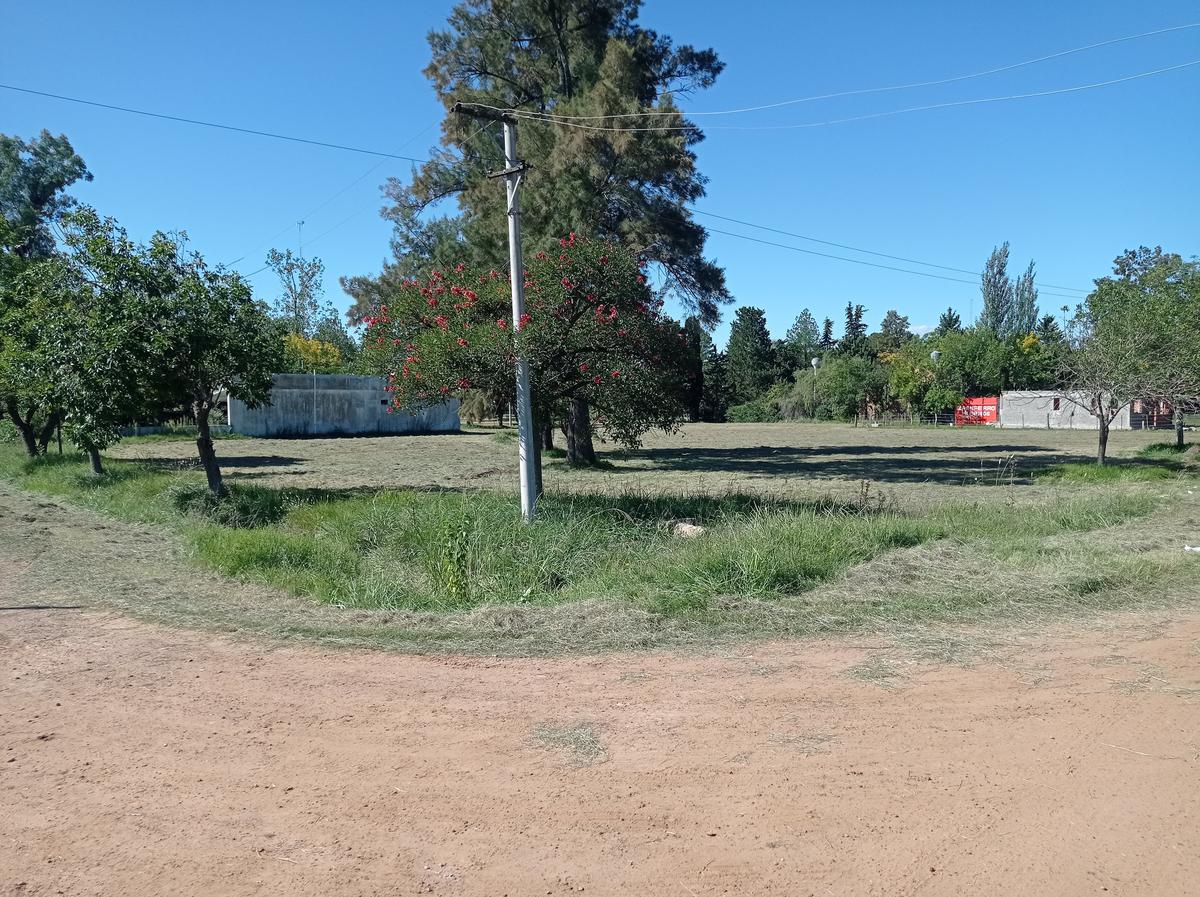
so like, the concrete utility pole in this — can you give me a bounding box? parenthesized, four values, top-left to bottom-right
(452, 102, 538, 521)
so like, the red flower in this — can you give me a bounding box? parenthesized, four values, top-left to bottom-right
(579, 363, 589, 372)
(454, 262, 466, 273)
(611, 370, 621, 378)
(457, 337, 469, 347)
(636, 274, 646, 284)
(497, 319, 509, 329)
(427, 297, 439, 307)
(457, 378, 472, 389)
(592, 375, 603, 385)
(561, 277, 575, 290)
(518, 313, 531, 330)
(440, 385, 450, 394)
(434, 315, 449, 330)
(599, 255, 608, 265)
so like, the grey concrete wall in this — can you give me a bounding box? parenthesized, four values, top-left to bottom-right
(998, 391, 1132, 430)
(228, 373, 460, 437)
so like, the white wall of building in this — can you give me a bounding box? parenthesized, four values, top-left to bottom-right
(228, 373, 460, 437)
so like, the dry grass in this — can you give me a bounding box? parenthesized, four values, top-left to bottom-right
(105, 421, 1174, 506)
(530, 721, 607, 766)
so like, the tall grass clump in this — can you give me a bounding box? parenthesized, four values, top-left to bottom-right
(0, 443, 1170, 632)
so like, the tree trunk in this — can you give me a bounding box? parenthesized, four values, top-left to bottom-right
(1097, 418, 1110, 465)
(565, 397, 598, 465)
(532, 425, 544, 500)
(1176, 407, 1186, 450)
(541, 418, 554, 451)
(87, 447, 104, 476)
(6, 399, 40, 458)
(194, 403, 227, 497)
(35, 411, 61, 455)
(6, 405, 39, 458)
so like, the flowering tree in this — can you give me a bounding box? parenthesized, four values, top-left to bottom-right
(361, 235, 691, 476)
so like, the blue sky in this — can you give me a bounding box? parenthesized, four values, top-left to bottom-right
(3, 1, 1197, 345)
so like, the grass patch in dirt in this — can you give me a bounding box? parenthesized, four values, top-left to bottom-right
(531, 720, 607, 766)
(1, 446, 1156, 616)
(3, 441, 1196, 655)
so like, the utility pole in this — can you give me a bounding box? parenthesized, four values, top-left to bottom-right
(452, 102, 538, 522)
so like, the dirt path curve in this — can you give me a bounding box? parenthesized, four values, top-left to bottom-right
(2, 496, 1199, 896)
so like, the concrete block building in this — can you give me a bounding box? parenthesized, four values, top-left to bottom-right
(228, 373, 460, 437)
(998, 391, 1171, 430)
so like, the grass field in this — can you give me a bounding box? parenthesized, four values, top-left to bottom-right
(3, 422, 1199, 653)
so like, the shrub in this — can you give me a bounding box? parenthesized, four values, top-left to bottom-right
(727, 398, 780, 423)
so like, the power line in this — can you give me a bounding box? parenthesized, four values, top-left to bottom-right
(226, 121, 441, 267)
(501, 59, 1200, 132)
(0, 83, 430, 162)
(522, 22, 1200, 120)
(701, 225, 1086, 298)
(232, 122, 498, 278)
(688, 207, 1089, 293)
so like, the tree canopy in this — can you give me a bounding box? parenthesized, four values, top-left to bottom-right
(362, 233, 691, 475)
(344, 0, 730, 328)
(724, 306, 774, 405)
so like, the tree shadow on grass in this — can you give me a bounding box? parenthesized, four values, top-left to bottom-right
(128, 454, 306, 472)
(602, 443, 1091, 486)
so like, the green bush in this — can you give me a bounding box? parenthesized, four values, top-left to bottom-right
(726, 398, 780, 423)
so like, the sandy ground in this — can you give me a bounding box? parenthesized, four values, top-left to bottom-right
(3, 573, 1199, 894)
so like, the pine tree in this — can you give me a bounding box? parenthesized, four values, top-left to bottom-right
(839, 302, 869, 356)
(725, 306, 775, 405)
(1035, 313, 1063, 342)
(698, 332, 727, 422)
(682, 316, 705, 421)
(819, 317, 836, 350)
(346, 0, 730, 327)
(936, 307, 962, 335)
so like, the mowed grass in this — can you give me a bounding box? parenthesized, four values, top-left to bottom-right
(0, 444, 1164, 625)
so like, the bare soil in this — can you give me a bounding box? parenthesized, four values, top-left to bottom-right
(4, 493, 1199, 895)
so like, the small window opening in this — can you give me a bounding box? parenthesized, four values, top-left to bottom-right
(1052, 397, 1061, 411)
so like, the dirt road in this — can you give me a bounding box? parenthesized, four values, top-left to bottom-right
(4, 551, 1199, 896)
